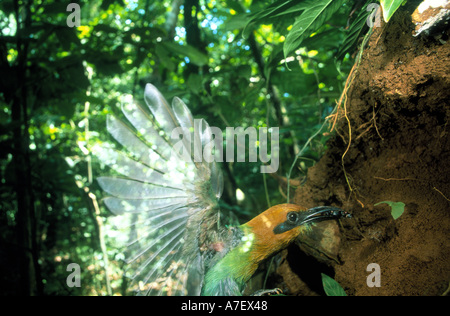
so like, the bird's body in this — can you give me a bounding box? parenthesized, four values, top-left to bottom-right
(95, 84, 351, 296)
(201, 204, 305, 296)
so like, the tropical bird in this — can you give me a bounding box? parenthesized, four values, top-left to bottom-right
(94, 84, 351, 296)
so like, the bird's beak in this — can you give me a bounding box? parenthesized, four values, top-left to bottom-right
(300, 206, 352, 225)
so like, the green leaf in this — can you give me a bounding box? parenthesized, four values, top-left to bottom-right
(222, 14, 250, 32)
(380, 0, 405, 22)
(284, 0, 345, 58)
(374, 201, 405, 220)
(162, 42, 208, 67)
(321, 273, 347, 296)
(336, 0, 372, 62)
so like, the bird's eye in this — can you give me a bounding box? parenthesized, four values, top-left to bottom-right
(287, 212, 298, 224)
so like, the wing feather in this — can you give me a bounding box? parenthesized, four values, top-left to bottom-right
(96, 84, 224, 295)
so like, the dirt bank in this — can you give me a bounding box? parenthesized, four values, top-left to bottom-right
(275, 7, 450, 296)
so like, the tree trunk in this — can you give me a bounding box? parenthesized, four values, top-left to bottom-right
(12, 0, 42, 296)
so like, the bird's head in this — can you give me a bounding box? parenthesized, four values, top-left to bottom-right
(242, 203, 350, 264)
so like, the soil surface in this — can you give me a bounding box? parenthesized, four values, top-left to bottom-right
(274, 6, 450, 296)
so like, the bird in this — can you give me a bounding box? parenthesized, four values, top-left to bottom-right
(94, 83, 351, 296)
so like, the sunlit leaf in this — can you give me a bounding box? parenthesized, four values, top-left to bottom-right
(380, 0, 405, 22)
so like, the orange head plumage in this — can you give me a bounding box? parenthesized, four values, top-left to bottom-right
(238, 203, 350, 279)
(245, 204, 307, 255)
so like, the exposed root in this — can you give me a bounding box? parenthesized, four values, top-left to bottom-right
(433, 187, 450, 202)
(355, 105, 384, 141)
(325, 28, 375, 204)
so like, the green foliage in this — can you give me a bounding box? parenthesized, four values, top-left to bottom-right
(374, 201, 406, 220)
(243, 0, 311, 38)
(336, 0, 373, 63)
(244, 0, 348, 59)
(380, 0, 406, 22)
(163, 42, 208, 67)
(321, 273, 347, 296)
(284, 0, 346, 59)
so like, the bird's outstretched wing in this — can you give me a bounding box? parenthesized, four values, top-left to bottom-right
(94, 84, 224, 295)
